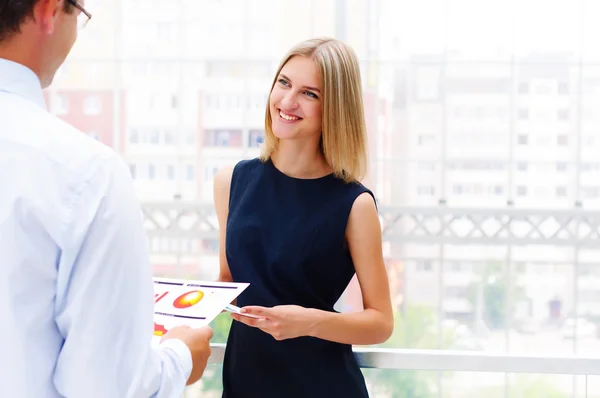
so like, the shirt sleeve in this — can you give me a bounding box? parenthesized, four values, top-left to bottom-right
(52, 154, 193, 398)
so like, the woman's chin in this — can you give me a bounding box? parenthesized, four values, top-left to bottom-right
(272, 128, 297, 141)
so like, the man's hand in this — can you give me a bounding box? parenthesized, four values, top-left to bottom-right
(161, 326, 214, 385)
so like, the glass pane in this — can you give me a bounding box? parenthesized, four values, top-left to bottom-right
(186, 369, 593, 397)
(36, 0, 600, 392)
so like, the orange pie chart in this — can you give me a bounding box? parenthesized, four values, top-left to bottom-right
(172, 290, 204, 309)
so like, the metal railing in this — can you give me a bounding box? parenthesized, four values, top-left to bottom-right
(141, 202, 600, 248)
(192, 344, 600, 398)
(207, 343, 600, 375)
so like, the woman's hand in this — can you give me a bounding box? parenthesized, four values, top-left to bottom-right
(230, 305, 320, 341)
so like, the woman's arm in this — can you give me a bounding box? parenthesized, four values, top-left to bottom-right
(213, 166, 234, 283)
(308, 192, 394, 344)
(232, 192, 394, 345)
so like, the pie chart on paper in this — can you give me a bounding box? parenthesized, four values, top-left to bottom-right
(172, 290, 205, 309)
(154, 322, 168, 337)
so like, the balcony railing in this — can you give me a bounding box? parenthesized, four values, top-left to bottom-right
(195, 344, 600, 397)
(207, 343, 600, 375)
(141, 202, 600, 248)
(145, 202, 600, 396)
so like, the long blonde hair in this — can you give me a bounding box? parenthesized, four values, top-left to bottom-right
(259, 37, 368, 183)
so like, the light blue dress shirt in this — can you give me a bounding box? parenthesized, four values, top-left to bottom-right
(0, 58, 193, 397)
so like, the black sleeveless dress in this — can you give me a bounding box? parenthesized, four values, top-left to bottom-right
(222, 158, 374, 398)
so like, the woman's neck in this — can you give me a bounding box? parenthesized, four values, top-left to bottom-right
(271, 141, 331, 179)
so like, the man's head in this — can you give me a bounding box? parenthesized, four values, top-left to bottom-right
(0, 0, 90, 88)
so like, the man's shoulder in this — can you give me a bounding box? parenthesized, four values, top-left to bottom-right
(4, 100, 122, 174)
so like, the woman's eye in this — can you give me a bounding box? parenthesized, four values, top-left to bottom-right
(278, 79, 289, 86)
(305, 91, 318, 99)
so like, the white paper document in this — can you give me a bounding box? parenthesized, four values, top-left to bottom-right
(224, 304, 263, 319)
(153, 277, 249, 337)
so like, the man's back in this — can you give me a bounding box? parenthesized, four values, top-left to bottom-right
(0, 59, 203, 398)
(0, 58, 120, 396)
(0, 1, 212, 394)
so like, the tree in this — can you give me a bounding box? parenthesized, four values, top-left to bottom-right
(468, 262, 525, 330)
(198, 313, 232, 395)
(366, 305, 456, 398)
(472, 374, 568, 398)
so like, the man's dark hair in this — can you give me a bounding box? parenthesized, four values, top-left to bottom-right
(0, 0, 72, 42)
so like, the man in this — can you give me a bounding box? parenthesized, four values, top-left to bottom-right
(0, 1, 213, 397)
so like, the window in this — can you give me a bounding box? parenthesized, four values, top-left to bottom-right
(414, 66, 440, 101)
(204, 165, 219, 181)
(536, 136, 552, 146)
(205, 129, 242, 147)
(43, 1, 600, 364)
(248, 129, 264, 148)
(496, 107, 508, 119)
(445, 286, 469, 298)
(534, 84, 552, 95)
(582, 162, 591, 171)
(83, 95, 102, 115)
(205, 94, 217, 109)
(156, 22, 176, 41)
(52, 94, 69, 115)
(248, 93, 268, 109)
(582, 186, 600, 199)
(148, 164, 156, 180)
(149, 130, 160, 144)
(584, 135, 595, 145)
(130, 129, 139, 143)
(518, 82, 528, 94)
(558, 82, 569, 95)
(418, 162, 435, 171)
(186, 164, 195, 181)
(186, 132, 196, 146)
(417, 186, 435, 196)
(450, 262, 463, 272)
(582, 163, 600, 172)
(417, 135, 435, 145)
(517, 162, 528, 171)
(517, 109, 529, 120)
(453, 106, 465, 118)
(204, 165, 220, 181)
(556, 162, 568, 172)
(128, 128, 168, 145)
(453, 185, 465, 195)
(534, 186, 549, 197)
(165, 130, 175, 144)
(557, 135, 568, 146)
(417, 260, 433, 272)
(557, 109, 569, 121)
(517, 134, 528, 145)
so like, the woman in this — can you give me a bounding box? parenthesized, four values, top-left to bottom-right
(213, 37, 393, 397)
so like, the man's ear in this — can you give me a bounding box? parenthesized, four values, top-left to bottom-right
(33, 0, 62, 35)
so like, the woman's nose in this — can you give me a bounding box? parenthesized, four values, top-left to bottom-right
(280, 91, 299, 110)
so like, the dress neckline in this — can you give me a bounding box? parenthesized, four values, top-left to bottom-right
(266, 158, 334, 182)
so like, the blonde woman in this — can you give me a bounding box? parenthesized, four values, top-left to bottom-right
(213, 37, 393, 397)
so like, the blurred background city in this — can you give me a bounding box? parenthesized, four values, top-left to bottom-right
(47, 0, 600, 396)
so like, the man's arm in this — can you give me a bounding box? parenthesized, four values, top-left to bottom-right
(52, 155, 195, 397)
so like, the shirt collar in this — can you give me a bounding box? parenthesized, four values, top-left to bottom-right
(0, 58, 46, 109)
